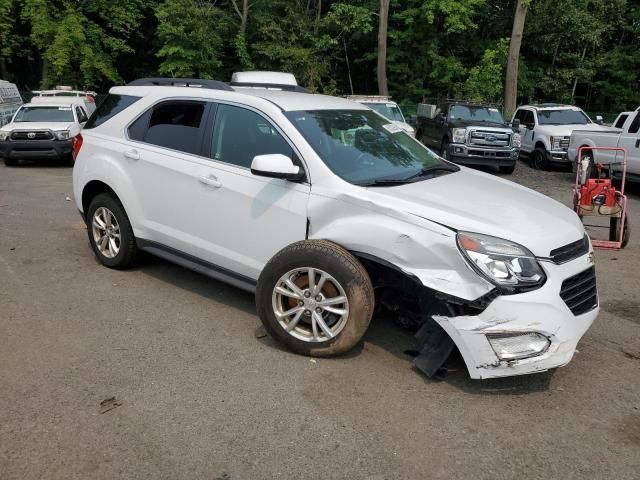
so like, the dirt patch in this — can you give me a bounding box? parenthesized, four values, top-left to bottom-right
(601, 300, 640, 324)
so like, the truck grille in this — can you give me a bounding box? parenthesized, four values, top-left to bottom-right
(556, 137, 570, 151)
(559, 267, 597, 316)
(468, 130, 510, 147)
(10, 131, 53, 140)
(549, 235, 589, 264)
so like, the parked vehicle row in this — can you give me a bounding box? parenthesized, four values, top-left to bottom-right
(70, 72, 598, 380)
(415, 100, 520, 174)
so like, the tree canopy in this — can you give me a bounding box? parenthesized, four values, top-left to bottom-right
(1, 0, 638, 113)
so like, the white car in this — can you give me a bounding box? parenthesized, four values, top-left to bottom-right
(0, 97, 90, 166)
(72, 76, 598, 380)
(512, 104, 610, 170)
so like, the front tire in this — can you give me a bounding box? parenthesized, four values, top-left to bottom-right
(531, 147, 549, 170)
(87, 193, 138, 269)
(256, 240, 374, 357)
(440, 138, 450, 161)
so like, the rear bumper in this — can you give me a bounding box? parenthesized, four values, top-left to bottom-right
(448, 143, 518, 167)
(431, 252, 598, 379)
(0, 139, 73, 160)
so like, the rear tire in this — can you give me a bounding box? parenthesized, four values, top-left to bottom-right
(256, 240, 374, 357)
(499, 163, 516, 174)
(86, 193, 138, 269)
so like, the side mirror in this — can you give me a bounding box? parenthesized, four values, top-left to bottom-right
(512, 118, 521, 131)
(595, 115, 603, 125)
(250, 154, 304, 181)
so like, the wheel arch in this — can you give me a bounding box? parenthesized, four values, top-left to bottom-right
(82, 180, 117, 218)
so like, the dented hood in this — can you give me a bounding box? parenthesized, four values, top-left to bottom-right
(365, 168, 584, 256)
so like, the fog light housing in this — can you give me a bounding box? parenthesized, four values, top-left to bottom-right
(487, 332, 550, 361)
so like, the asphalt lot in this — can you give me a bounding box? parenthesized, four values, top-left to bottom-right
(1, 160, 639, 479)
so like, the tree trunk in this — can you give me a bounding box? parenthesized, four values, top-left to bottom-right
(571, 47, 588, 102)
(377, 0, 390, 96)
(504, 0, 529, 115)
(0, 58, 9, 81)
(40, 57, 49, 89)
(241, 0, 248, 35)
(344, 38, 354, 95)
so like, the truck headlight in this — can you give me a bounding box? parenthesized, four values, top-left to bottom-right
(551, 136, 560, 150)
(512, 132, 521, 148)
(54, 130, 71, 140)
(0, 131, 9, 141)
(457, 232, 546, 292)
(452, 128, 466, 144)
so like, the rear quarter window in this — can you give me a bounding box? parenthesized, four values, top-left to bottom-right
(84, 94, 141, 129)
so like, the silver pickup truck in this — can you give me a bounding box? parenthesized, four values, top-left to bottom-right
(568, 107, 640, 180)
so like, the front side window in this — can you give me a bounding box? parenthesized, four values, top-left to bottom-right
(366, 103, 405, 122)
(129, 101, 206, 155)
(537, 109, 591, 125)
(449, 105, 504, 123)
(211, 104, 292, 168)
(523, 111, 535, 127)
(285, 109, 457, 186)
(13, 106, 75, 123)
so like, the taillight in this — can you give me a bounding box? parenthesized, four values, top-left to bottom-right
(72, 134, 83, 161)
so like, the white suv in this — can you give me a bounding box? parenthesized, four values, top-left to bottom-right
(73, 76, 598, 380)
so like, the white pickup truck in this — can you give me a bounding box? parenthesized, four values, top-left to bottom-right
(568, 107, 640, 180)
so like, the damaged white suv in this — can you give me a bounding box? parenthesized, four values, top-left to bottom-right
(73, 76, 598, 379)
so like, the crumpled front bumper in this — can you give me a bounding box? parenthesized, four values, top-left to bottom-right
(431, 252, 598, 379)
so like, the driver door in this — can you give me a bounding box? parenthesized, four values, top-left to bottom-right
(194, 103, 310, 280)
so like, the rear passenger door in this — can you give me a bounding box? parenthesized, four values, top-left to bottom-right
(125, 99, 214, 257)
(195, 103, 310, 280)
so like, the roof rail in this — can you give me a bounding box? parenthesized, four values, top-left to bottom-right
(127, 77, 233, 91)
(230, 82, 310, 93)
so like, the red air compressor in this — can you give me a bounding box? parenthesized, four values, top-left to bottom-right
(573, 146, 630, 249)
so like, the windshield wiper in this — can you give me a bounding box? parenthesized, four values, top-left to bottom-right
(402, 165, 459, 182)
(354, 178, 413, 187)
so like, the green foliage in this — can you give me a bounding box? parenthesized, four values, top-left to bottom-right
(156, 0, 228, 79)
(463, 38, 509, 103)
(1, 0, 639, 114)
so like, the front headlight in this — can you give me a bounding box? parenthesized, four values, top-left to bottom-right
(456, 231, 546, 292)
(512, 132, 521, 148)
(54, 130, 71, 140)
(452, 128, 466, 144)
(0, 131, 10, 141)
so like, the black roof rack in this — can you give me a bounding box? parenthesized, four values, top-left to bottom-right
(230, 82, 310, 93)
(127, 77, 233, 91)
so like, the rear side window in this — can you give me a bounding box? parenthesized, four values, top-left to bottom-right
(84, 94, 140, 129)
(614, 114, 629, 129)
(128, 100, 207, 155)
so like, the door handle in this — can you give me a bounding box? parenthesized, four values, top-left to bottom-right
(635, 139, 639, 148)
(123, 149, 140, 160)
(199, 175, 222, 188)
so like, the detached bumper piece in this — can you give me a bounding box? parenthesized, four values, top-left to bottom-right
(0, 138, 73, 160)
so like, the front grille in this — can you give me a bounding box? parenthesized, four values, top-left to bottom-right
(10, 131, 53, 140)
(560, 267, 597, 316)
(549, 235, 589, 264)
(468, 149, 512, 158)
(559, 137, 570, 150)
(468, 130, 511, 147)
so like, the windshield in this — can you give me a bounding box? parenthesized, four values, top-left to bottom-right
(366, 103, 405, 122)
(285, 109, 455, 186)
(449, 105, 504, 123)
(537, 109, 590, 125)
(14, 106, 74, 123)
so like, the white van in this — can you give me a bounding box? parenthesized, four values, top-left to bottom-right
(0, 80, 23, 127)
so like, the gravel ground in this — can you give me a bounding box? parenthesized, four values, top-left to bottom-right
(0, 159, 638, 479)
